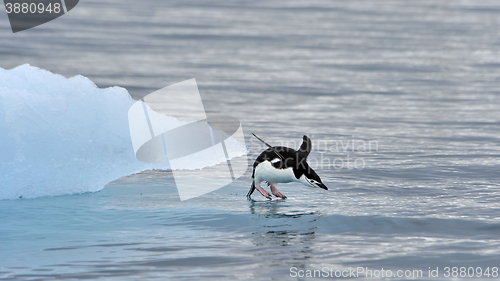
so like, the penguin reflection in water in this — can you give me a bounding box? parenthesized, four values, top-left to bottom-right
(247, 134, 328, 200)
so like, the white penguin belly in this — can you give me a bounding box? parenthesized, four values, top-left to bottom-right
(254, 160, 297, 185)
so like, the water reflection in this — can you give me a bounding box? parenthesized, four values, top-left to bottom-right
(247, 200, 321, 271)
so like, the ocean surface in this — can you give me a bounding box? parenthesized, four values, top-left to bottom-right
(1, 0, 500, 280)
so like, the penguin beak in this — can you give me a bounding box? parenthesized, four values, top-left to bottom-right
(315, 182, 328, 190)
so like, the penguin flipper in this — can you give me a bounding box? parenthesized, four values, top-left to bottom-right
(252, 133, 285, 160)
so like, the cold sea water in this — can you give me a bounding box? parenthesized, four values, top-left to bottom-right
(1, 0, 500, 280)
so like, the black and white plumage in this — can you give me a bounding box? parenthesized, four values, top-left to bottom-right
(247, 134, 328, 199)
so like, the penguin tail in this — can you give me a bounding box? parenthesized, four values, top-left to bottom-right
(247, 181, 256, 199)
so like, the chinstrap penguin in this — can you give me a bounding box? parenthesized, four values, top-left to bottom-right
(247, 134, 328, 199)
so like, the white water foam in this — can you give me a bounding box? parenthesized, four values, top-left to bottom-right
(0, 65, 247, 199)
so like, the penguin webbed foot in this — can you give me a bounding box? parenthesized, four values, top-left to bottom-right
(270, 186, 287, 199)
(255, 185, 272, 199)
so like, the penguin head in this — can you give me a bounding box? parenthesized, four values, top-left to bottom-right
(299, 167, 328, 190)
